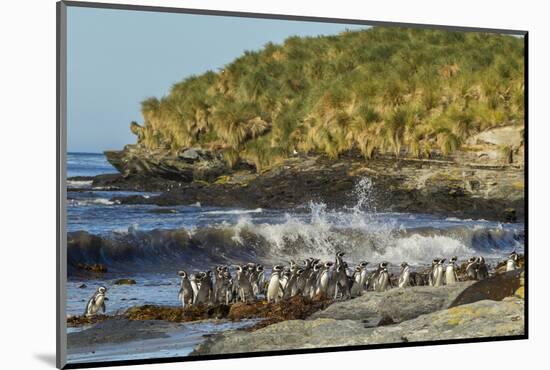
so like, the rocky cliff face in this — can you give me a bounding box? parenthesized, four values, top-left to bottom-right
(100, 126, 525, 222)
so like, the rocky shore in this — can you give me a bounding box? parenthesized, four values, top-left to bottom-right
(67, 270, 524, 360)
(74, 126, 525, 223)
(192, 270, 525, 355)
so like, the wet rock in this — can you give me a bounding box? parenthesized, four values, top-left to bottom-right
(76, 263, 107, 273)
(67, 314, 109, 327)
(449, 269, 523, 307)
(192, 298, 524, 355)
(123, 304, 231, 323)
(228, 295, 333, 329)
(104, 152, 524, 222)
(114, 279, 137, 285)
(67, 319, 179, 347)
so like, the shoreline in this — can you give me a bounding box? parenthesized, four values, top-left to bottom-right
(70, 151, 524, 223)
(67, 270, 524, 363)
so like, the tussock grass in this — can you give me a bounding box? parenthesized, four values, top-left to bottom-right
(133, 27, 524, 170)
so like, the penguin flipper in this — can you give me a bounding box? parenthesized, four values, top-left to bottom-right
(101, 301, 106, 313)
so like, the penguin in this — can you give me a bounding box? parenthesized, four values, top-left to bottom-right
(267, 264, 284, 303)
(375, 262, 391, 292)
(358, 261, 369, 290)
(177, 270, 194, 308)
(445, 256, 459, 285)
(334, 262, 351, 300)
(235, 265, 254, 302)
(284, 263, 300, 298)
(317, 261, 334, 298)
(335, 251, 346, 268)
(291, 268, 307, 296)
(189, 273, 200, 303)
(84, 286, 107, 317)
(506, 251, 519, 272)
(219, 268, 233, 305)
(301, 258, 316, 295)
(305, 262, 322, 298)
(195, 271, 213, 305)
(398, 262, 411, 288)
(476, 256, 489, 280)
(465, 257, 479, 280)
(213, 266, 224, 304)
(279, 269, 291, 298)
(350, 265, 364, 297)
(428, 259, 439, 286)
(255, 264, 265, 295)
(433, 258, 446, 287)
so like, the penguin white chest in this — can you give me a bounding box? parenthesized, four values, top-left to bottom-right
(445, 265, 456, 284)
(95, 295, 104, 307)
(399, 269, 410, 288)
(506, 259, 517, 272)
(267, 275, 280, 299)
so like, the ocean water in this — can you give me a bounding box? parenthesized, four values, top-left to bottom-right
(67, 153, 524, 301)
(66, 152, 525, 340)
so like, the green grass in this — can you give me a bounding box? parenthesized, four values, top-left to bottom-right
(131, 27, 524, 170)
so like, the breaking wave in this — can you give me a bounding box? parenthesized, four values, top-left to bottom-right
(67, 177, 524, 274)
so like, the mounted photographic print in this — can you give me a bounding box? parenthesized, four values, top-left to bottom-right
(57, 1, 527, 368)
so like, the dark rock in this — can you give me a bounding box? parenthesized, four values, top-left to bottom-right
(114, 279, 137, 285)
(449, 269, 523, 307)
(104, 152, 524, 223)
(67, 314, 109, 327)
(76, 263, 107, 273)
(78, 284, 87, 289)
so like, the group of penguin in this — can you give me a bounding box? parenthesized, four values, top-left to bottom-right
(83, 250, 521, 316)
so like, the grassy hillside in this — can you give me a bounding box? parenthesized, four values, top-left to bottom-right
(132, 27, 524, 170)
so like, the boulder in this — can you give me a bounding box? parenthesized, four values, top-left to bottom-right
(192, 297, 524, 355)
(309, 282, 475, 325)
(114, 278, 137, 285)
(179, 148, 200, 161)
(449, 269, 523, 307)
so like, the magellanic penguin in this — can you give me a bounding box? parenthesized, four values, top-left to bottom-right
(398, 262, 411, 288)
(334, 262, 351, 300)
(350, 265, 364, 297)
(267, 265, 284, 303)
(177, 270, 194, 308)
(213, 266, 225, 304)
(235, 265, 254, 302)
(255, 264, 265, 295)
(445, 256, 459, 285)
(335, 251, 346, 268)
(220, 268, 233, 305)
(433, 258, 446, 287)
(195, 271, 213, 305)
(375, 262, 390, 292)
(317, 261, 334, 298)
(305, 261, 322, 298)
(279, 269, 291, 298)
(189, 273, 200, 304)
(465, 257, 479, 280)
(291, 268, 307, 296)
(428, 259, 439, 286)
(506, 251, 519, 272)
(84, 286, 107, 317)
(358, 261, 369, 291)
(476, 256, 489, 280)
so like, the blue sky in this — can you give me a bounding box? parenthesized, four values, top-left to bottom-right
(67, 6, 368, 153)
